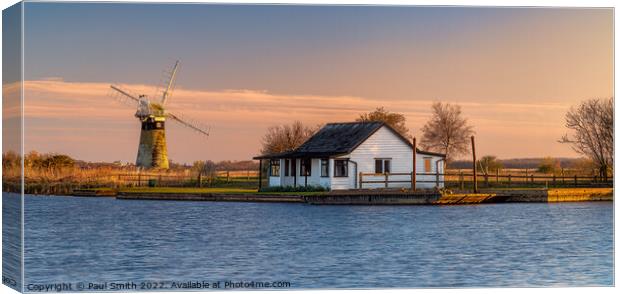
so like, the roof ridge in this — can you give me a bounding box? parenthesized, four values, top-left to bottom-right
(325, 121, 384, 125)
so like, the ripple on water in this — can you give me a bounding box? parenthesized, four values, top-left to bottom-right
(17, 194, 613, 289)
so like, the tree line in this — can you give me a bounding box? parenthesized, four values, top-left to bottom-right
(260, 97, 614, 177)
(261, 103, 475, 163)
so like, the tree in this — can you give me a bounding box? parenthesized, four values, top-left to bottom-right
(260, 121, 319, 155)
(356, 107, 410, 138)
(420, 102, 474, 163)
(568, 158, 597, 176)
(537, 157, 561, 174)
(477, 155, 503, 175)
(559, 97, 613, 179)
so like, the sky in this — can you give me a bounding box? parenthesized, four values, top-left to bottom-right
(7, 3, 614, 163)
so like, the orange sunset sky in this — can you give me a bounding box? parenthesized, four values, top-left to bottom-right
(3, 4, 614, 163)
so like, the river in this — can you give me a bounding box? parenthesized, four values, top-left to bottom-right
(2, 193, 614, 290)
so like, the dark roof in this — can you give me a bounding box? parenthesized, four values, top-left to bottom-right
(253, 122, 446, 159)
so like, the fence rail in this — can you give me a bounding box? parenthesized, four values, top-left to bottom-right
(359, 171, 612, 189)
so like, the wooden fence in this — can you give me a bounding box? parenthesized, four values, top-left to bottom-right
(38, 170, 261, 188)
(359, 171, 612, 189)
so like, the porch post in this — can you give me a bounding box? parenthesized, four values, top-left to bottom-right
(258, 159, 263, 190)
(293, 158, 297, 187)
(304, 158, 308, 187)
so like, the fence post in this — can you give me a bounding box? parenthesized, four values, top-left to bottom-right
(359, 172, 363, 189)
(384, 173, 389, 188)
(484, 174, 489, 187)
(562, 174, 565, 185)
(530, 174, 534, 184)
(198, 173, 202, 188)
(496, 169, 499, 183)
(508, 174, 511, 186)
(553, 174, 556, 187)
(574, 175, 577, 187)
(459, 171, 464, 190)
(227, 171, 230, 183)
(138, 173, 141, 187)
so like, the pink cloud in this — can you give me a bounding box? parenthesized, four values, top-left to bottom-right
(7, 79, 580, 162)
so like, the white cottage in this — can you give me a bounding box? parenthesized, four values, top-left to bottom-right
(254, 122, 446, 190)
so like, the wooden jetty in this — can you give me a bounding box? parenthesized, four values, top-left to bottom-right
(106, 187, 613, 205)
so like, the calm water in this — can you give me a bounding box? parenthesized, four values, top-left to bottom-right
(7, 193, 616, 289)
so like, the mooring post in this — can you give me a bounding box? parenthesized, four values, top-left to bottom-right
(471, 136, 478, 193)
(412, 137, 417, 191)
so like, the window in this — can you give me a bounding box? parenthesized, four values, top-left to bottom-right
(284, 159, 290, 176)
(334, 159, 348, 177)
(320, 159, 329, 177)
(300, 159, 311, 176)
(374, 159, 392, 174)
(424, 157, 432, 173)
(270, 159, 280, 177)
(291, 160, 296, 176)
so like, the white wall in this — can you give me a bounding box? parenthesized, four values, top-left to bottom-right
(331, 126, 444, 190)
(267, 126, 444, 190)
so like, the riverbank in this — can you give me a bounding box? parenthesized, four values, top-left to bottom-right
(65, 187, 614, 205)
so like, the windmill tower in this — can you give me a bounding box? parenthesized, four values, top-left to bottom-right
(110, 60, 209, 169)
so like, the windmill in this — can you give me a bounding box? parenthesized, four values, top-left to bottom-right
(109, 60, 210, 169)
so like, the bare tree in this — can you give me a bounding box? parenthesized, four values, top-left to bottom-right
(477, 155, 503, 175)
(559, 97, 613, 179)
(537, 157, 561, 174)
(357, 107, 410, 138)
(260, 121, 319, 155)
(420, 102, 474, 163)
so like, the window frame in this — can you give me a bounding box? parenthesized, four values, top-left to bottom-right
(334, 159, 349, 177)
(424, 157, 432, 173)
(320, 158, 329, 177)
(374, 158, 392, 174)
(300, 158, 312, 176)
(270, 159, 281, 177)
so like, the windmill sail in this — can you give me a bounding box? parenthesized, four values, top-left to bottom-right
(167, 112, 210, 136)
(160, 60, 179, 106)
(106, 60, 210, 169)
